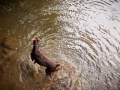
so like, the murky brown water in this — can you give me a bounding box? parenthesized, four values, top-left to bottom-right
(0, 0, 120, 90)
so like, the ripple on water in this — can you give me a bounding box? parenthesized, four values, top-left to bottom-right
(0, 0, 120, 90)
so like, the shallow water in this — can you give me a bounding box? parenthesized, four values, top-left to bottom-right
(0, 0, 120, 90)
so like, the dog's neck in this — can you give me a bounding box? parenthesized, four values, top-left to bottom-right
(33, 40, 39, 48)
(34, 44, 39, 46)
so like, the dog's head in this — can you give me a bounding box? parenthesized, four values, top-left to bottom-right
(31, 37, 40, 41)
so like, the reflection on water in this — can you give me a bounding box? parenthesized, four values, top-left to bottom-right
(0, 0, 120, 90)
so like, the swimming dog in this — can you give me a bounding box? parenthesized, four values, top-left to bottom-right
(30, 37, 60, 76)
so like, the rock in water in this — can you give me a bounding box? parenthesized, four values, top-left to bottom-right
(2, 37, 19, 50)
(1, 37, 20, 60)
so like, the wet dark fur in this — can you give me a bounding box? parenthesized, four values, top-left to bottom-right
(30, 37, 60, 76)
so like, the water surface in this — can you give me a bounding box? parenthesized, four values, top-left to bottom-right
(0, 0, 120, 90)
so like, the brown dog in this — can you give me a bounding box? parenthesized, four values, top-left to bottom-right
(30, 37, 60, 76)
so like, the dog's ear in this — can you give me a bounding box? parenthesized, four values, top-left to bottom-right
(31, 37, 36, 41)
(37, 37, 40, 41)
(31, 37, 40, 41)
